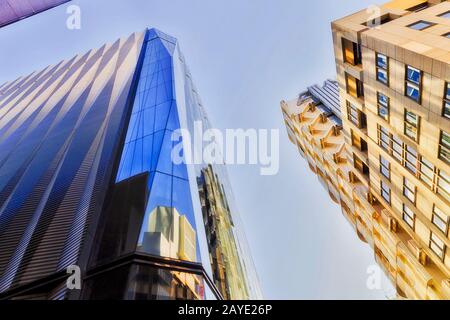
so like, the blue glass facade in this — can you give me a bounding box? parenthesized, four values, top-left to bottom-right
(0, 28, 261, 300)
(115, 30, 199, 261)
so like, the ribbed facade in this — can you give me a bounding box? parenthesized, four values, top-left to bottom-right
(0, 28, 261, 300)
(0, 0, 70, 28)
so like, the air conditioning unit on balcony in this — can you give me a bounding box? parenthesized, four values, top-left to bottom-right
(408, 239, 428, 266)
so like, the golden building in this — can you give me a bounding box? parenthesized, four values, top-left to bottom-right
(282, 0, 450, 299)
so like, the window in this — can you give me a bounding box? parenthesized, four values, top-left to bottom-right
(432, 205, 449, 235)
(405, 65, 422, 103)
(407, 3, 429, 12)
(429, 232, 446, 261)
(438, 11, 450, 19)
(402, 204, 415, 229)
(381, 181, 391, 204)
(437, 170, 450, 202)
(354, 154, 369, 176)
(443, 83, 450, 119)
(404, 110, 420, 141)
(342, 38, 362, 66)
(376, 53, 389, 85)
(380, 155, 390, 180)
(405, 144, 418, 174)
(346, 101, 366, 128)
(439, 130, 450, 165)
(392, 135, 403, 163)
(408, 21, 434, 31)
(346, 73, 364, 98)
(403, 177, 416, 204)
(379, 125, 390, 151)
(420, 156, 435, 188)
(377, 92, 389, 121)
(351, 130, 367, 152)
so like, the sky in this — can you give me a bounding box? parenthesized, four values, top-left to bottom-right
(0, 0, 396, 299)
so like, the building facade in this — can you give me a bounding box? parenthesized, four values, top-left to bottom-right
(282, 0, 450, 300)
(0, 0, 70, 28)
(0, 28, 261, 300)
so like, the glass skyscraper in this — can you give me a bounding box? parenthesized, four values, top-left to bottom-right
(0, 28, 261, 300)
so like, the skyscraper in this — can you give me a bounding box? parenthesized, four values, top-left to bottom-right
(0, 0, 70, 28)
(0, 28, 261, 300)
(282, 0, 450, 300)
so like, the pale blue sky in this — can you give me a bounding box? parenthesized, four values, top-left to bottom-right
(0, 0, 393, 299)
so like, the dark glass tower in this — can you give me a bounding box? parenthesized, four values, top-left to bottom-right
(0, 28, 261, 300)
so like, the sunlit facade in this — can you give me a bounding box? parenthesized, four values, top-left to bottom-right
(283, 0, 450, 300)
(0, 28, 261, 300)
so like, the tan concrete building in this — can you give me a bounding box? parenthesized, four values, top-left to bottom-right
(282, 0, 450, 299)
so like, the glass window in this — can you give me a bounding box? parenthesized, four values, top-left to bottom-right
(381, 180, 391, 204)
(346, 73, 364, 98)
(346, 101, 365, 128)
(377, 92, 389, 121)
(443, 83, 450, 119)
(420, 156, 435, 188)
(392, 135, 403, 163)
(379, 125, 390, 150)
(404, 110, 419, 141)
(438, 11, 450, 19)
(439, 130, 450, 164)
(408, 21, 434, 31)
(437, 170, 450, 202)
(380, 155, 390, 180)
(377, 69, 389, 85)
(429, 232, 446, 261)
(402, 204, 415, 229)
(406, 82, 420, 102)
(405, 144, 418, 174)
(406, 65, 421, 84)
(342, 38, 362, 66)
(405, 65, 422, 103)
(403, 177, 416, 204)
(347, 101, 359, 125)
(376, 53, 389, 85)
(432, 205, 449, 235)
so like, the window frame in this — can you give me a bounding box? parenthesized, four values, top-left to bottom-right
(432, 205, 449, 236)
(419, 156, 435, 189)
(405, 65, 422, 103)
(402, 204, 415, 230)
(381, 180, 391, 205)
(380, 155, 390, 180)
(429, 232, 446, 261)
(376, 53, 389, 86)
(403, 176, 417, 205)
(438, 11, 450, 19)
(377, 92, 390, 121)
(438, 130, 450, 165)
(437, 170, 450, 202)
(404, 109, 420, 142)
(443, 82, 450, 119)
(346, 101, 366, 128)
(407, 20, 435, 31)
